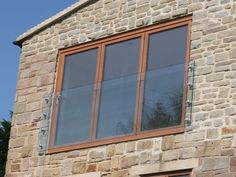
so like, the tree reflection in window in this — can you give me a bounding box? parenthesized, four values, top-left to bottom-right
(141, 26, 187, 131)
(142, 91, 183, 130)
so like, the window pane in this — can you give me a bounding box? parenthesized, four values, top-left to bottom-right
(55, 48, 98, 146)
(62, 48, 98, 89)
(141, 26, 187, 131)
(96, 38, 140, 139)
(103, 38, 141, 81)
(55, 85, 94, 146)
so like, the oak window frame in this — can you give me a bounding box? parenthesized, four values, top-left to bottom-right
(48, 16, 192, 154)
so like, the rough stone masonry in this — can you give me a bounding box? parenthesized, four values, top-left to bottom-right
(5, 0, 236, 176)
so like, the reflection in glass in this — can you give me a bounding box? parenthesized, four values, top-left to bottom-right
(141, 26, 187, 131)
(62, 48, 98, 89)
(96, 76, 137, 139)
(103, 38, 141, 81)
(96, 38, 141, 139)
(55, 48, 98, 146)
(55, 85, 94, 146)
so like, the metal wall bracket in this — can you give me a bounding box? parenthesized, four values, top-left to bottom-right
(185, 61, 195, 127)
(38, 94, 52, 155)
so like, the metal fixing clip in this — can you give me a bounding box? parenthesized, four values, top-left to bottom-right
(187, 82, 193, 90)
(188, 64, 194, 72)
(39, 144, 43, 149)
(186, 100, 192, 107)
(44, 97, 49, 104)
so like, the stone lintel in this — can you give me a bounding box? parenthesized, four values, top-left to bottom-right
(129, 158, 199, 176)
(66, 172, 101, 177)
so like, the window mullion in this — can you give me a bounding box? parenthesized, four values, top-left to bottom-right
(134, 32, 148, 134)
(90, 44, 105, 141)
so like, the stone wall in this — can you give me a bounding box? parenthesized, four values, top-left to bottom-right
(5, 0, 236, 176)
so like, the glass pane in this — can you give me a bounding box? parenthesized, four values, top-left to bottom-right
(142, 26, 187, 131)
(55, 48, 98, 146)
(55, 85, 94, 146)
(62, 48, 98, 89)
(147, 26, 187, 71)
(96, 76, 137, 139)
(103, 38, 141, 81)
(96, 38, 141, 139)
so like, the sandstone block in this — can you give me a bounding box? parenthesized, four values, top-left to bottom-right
(179, 148, 195, 159)
(207, 129, 219, 139)
(111, 156, 120, 170)
(230, 48, 236, 59)
(120, 155, 138, 169)
(111, 170, 129, 177)
(72, 161, 86, 174)
(97, 161, 110, 172)
(201, 157, 229, 171)
(137, 139, 153, 151)
(162, 150, 178, 161)
(89, 150, 105, 162)
(206, 73, 224, 82)
(161, 135, 174, 151)
(86, 163, 97, 173)
(127, 142, 135, 153)
(115, 143, 125, 155)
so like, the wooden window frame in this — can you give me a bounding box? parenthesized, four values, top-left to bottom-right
(48, 16, 192, 154)
(141, 170, 191, 177)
